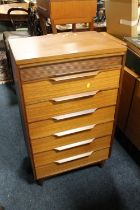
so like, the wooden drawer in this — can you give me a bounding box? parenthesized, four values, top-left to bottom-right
(22, 69, 120, 105)
(26, 89, 118, 122)
(35, 148, 110, 179)
(34, 135, 111, 167)
(29, 106, 115, 139)
(31, 121, 114, 154)
(20, 56, 122, 82)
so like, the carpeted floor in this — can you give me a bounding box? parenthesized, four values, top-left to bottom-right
(0, 40, 12, 84)
(0, 84, 140, 210)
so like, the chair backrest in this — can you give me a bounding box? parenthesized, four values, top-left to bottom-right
(7, 6, 40, 36)
(37, 0, 97, 34)
(7, 7, 29, 31)
(50, 0, 97, 33)
(50, 0, 97, 23)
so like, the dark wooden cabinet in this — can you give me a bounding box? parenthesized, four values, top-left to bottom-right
(117, 67, 140, 150)
(125, 78, 140, 150)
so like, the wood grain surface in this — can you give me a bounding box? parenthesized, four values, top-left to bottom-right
(9, 31, 126, 65)
(22, 69, 120, 105)
(34, 135, 111, 167)
(31, 121, 113, 154)
(28, 106, 115, 139)
(26, 89, 118, 122)
(20, 56, 122, 82)
(35, 148, 109, 179)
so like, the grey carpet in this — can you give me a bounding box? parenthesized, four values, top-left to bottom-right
(0, 41, 12, 84)
(0, 84, 140, 210)
(0, 22, 13, 33)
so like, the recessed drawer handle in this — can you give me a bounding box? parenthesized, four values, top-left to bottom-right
(54, 151, 93, 164)
(50, 71, 100, 82)
(54, 138, 95, 151)
(51, 90, 99, 102)
(52, 108, 97, 121)
(54, 124, 96, 137)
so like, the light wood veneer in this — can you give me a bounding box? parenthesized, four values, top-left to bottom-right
(28, 106, 115, 139)
(26, 89, 118, 122)
(22, 69, 120, 105)
(9, 32, 126, 181)
(36, 148, 110, 179)
(34, 135, 111, 167)
(31, 121, 114, 154)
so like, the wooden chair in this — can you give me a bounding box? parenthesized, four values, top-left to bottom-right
(37, 6, 49, 35)
(3, 5, 35, 81)
(37, 0, 97, 34)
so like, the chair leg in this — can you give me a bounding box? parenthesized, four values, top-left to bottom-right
(72, 23, 76, 32)
(51, 23, 57, 34)
(39, 15, 48, 35)
(89, 20, 94, 31)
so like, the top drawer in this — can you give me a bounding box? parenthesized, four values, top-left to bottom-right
(20, 56, 122, 82)
(22, 69, 121, 105)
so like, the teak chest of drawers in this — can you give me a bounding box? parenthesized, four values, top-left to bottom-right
(9, 31, 126, 182)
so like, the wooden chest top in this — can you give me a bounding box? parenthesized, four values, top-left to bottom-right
(9, 31, 126, 65)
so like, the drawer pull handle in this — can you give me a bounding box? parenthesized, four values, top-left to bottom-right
(54, 151, 93, 164)
(54, 138, 95, 151)
(50, 71, 100, 82)
(51, 90, 99, 102)
(54, 124, 96, 137)
(52, 108, 97, 121)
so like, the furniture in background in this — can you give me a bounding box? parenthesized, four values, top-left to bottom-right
(95, 0, 105, 23)
(37, 5, 49, 35)
(0, 0, 20, 3)
(3, 3, 36, 81)
(125, 36, 140, 75)
(0, 3, 29, 21)
(105, 0, 138, 38)
(117, 67, 140, 150)
(9, 31, 126, 183)
(0, 0, 17, 4)
(37, 0, 97, 34)
(117, 37, 140, 150)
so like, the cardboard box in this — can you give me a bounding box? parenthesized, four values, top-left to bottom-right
(105, 0, 138, 38)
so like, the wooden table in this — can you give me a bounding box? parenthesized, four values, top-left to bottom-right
(0, 3, 29, 21)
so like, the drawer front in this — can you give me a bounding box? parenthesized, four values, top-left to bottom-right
(20, 56, 122, 82)
(35, 148, 109, 179)
(29, 106, 115, 139)
(31, 121, 114, 154)
(22, 69, 120, 105)
(34, 135, 111, 167)
(26, 89, 118, 122)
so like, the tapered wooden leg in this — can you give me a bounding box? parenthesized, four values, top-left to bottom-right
(37, 179, 44, 186)
(99, 160, 106, 168)
(0, 205, 5, 210)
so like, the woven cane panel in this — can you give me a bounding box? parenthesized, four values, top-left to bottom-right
(20, 56, 122, 82)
